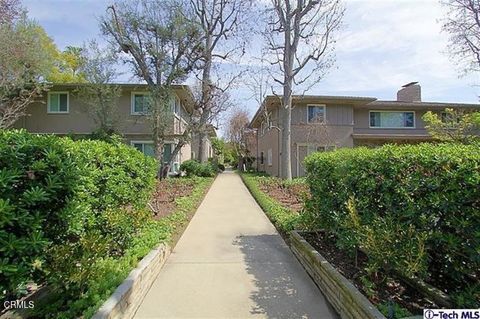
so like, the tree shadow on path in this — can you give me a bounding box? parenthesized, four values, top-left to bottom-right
(233, 234, 338, 319)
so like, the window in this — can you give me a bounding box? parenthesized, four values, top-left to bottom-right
(170, 96, 181, 116)
(369, 111, 415, 128)
(441, 111, 461, 125)
(131, 92, 150, 114)
(307, 145, 326, 155)
(267, 149, 272, 166)
(260, 152, 264, 165)
(48, 92, 69, 113)
(132, 142, 155, 157)
(308, 105, 325, 123)
(131, 141, 180, 173)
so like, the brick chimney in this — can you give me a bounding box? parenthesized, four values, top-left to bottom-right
(397, 82, 421, 102)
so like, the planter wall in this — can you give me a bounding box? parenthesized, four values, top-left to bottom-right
(92, 243, 171, 319)
(290, 231, 386, 319)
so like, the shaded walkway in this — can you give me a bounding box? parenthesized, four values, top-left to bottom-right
(134, 171, 338, 318)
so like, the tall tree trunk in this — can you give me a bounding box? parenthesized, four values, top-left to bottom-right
(153, 119, 166, 179)
(198, 35, 213, 163)
(281, 96, 292, 179)
(281, 8, 293, 180)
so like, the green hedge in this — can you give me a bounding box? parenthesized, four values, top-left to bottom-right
(54, 176, 214, 318)
(304, 143, 480, 307)
(241, 173, 301, 233)
(180, 159, 217, 177)
(0, 130, 157, 304)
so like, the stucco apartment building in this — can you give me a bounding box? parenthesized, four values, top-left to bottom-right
(14, 83, 211, 173)
(250, 83, 480, 178)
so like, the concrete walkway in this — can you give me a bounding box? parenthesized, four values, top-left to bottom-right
(134, 171, 338, 319)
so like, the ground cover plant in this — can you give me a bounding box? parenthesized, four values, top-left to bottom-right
(304, 143, 480, 312)
(0, 130, 214, 318)
(240, 173, 306, 233)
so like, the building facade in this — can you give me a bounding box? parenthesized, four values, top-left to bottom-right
(250, 83, 480, 177)
(14, 83, 204, 173)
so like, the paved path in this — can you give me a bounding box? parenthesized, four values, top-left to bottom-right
(134, 171, 338, 319)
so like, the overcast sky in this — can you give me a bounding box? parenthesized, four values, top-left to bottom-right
(23, 0, 480, 127)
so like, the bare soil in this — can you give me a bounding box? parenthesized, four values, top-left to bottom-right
(303, 231, 438, 317)
(149, 178, 196, 218)
(257, 178, 310, 212)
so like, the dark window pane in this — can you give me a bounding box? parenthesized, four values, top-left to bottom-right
(49, 94, 59, 112)
(308, 106, 324, 123)
(59, 94, 68, 112)
(370, 112, 378, 126)
(163, 144, 172, 163)
(404, 112, 414, 127)
(144, 144, 155, 157)
(135, 95, 145, 112)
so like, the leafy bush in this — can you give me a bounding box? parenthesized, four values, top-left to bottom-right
(304, 143, 480, 307)
(180, 159, 216, 177)
(241, 173, 301, 233)
(44, 177, 214, 318)
(87, 129, 123, 143)
(0, 130, 157, 303)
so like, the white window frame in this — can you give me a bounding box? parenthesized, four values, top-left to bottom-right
(131, 92, 150, 115)
(369, 110, 416, 129)
(267, 148, 273, 166)
(47, 91, 70, 114)
(307, 104, 326, 123)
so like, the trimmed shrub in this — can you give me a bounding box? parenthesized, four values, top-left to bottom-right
(0, 130, 157, 302)
(47, 177, 214, 318)
(180, 159, 216, 177)
(304, 143, 480, 307)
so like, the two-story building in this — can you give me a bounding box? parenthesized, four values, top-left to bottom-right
(250, 83, 480, 177)
(14, 83, 201, 173)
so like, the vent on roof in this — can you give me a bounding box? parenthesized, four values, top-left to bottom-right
(397, 82, 421, 102)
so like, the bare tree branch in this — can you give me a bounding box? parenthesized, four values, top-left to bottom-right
(100, 0, 204, 178)
(263, 0, 344, 179)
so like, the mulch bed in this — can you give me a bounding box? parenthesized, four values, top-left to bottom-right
(257, 178, 310, 212)
(149, 178, 196, 218)
(303, 231, 438, 317)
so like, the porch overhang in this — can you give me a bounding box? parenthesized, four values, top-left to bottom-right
(352, 133, 432, 140)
